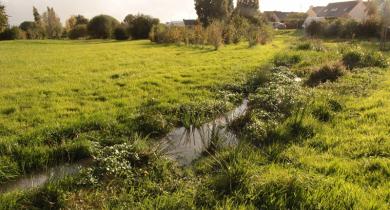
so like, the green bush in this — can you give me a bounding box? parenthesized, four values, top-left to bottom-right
(114, 26, 130, 40)
(127, 14, 159, 39)
(0, 27, 23, 40)
(342, 48, 389, 70)
(273, 53, 302, 67)
(306, 62, 347, 87)
(207, 21, 223, 50)
(68, 24, 88, 40)
(87, 15, 119, 39)
(296, 40, 325, 51)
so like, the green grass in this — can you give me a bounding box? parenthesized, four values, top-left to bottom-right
(0, 35, 292, 181)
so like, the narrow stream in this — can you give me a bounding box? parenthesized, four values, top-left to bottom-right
(0, 99, 249, 194)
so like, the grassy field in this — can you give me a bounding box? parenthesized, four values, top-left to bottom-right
(0, 35, 291, 180)
(0, 31, 389, 209)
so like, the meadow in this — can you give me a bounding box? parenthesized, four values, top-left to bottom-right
(0, 31, 389, 209)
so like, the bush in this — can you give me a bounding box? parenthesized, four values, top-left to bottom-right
(207, 21, 223, 50)
(305, 21, 325, 37)
(273, 53, 302, 67)
(127, 14, 159, 39)
(342, 48, 389, 70)
(0, 27, 23, 40)
(87, 15, 119, 39)
(68, 24, 88, 39)
(306, 62, 347, 87)
(114, 25, 130, 40)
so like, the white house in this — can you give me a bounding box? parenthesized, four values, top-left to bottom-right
(303, 0, 369, 27)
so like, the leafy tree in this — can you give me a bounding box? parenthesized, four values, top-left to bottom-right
(125, 14, 159, 39)
(32, 7, 45, 39)
(379, 0, 390, 50)
(114, 25, 130, 40)
(68, 24, 88, 39)
(195, 0, 234, 26)
(42, 7, 63, 39)
(0, 4, 8, 32)
(87, 15, 119, 39)
(66, 15, 88, 33)
(0, 26, 22, 40)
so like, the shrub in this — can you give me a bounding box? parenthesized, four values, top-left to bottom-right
(0, 27, 23, 40)
(114, 25, 130, 40)
(305, 21, 325, 37)
(306, 62, 347, 87)
(127, 14, 159, 39)
(273, 53, 302, 67)
(87, 15, 119, 39)
(68, 24, 88, 39)
(207, 21, 223, 50)
(342, 48, 389, 70)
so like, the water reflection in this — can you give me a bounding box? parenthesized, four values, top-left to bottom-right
(0, 160, 90, 194)
(160, 99, 248, 165)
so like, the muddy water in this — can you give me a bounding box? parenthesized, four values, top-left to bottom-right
(160, 99, 249, 165)
(0, 99, 248, 193)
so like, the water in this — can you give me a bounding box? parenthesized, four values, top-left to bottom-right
(0, 160, 91, 194)
(0, 99, 249, 193)
(160, 99, 249, 165)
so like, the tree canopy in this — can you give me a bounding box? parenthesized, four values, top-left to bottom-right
(195, 0, 234, 26)
(87, 15, 119, 39)
(0, 4, 8, 32)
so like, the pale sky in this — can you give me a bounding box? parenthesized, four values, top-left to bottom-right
(2, 0, 344, 26)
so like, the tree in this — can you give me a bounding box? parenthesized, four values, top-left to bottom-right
(0, 3, 8, 32)
(125, 14, 159, 39)
(32, 7, 45, 39)
(236, 0, 259, 17)
(68, 24, 88, 39)
(379, 0, 390, 50)
(42, 7, 63, 39)
(87, 15, 119, 39)
(66, 15, 88, 33)
(195, 0, 234, 26)
(114, 25, 130, 40)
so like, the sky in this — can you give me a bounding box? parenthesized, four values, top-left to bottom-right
(2, 0, 345, 26)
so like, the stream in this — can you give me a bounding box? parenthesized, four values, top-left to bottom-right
(0, 99, 249, 194)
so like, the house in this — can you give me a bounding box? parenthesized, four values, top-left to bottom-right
(264, 11, 293, 23)
(183, 19, 198, 28)
(166, 21, 185, 27)
(307, 6, 326, 18)
(303, 0, 369, 28)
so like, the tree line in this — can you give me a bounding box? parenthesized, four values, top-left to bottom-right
(0, 6, 159, 41)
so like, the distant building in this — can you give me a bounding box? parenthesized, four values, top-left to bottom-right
(303, 0, 369, 28)
(264, 11, 293, 23)
(166, 21, 185, 27)
(183, 19, 197, 28)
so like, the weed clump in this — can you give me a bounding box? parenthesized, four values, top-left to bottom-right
(273, 53, 302, 67)
(342, 48, 389, 70)
(306, 62, 347, 87)
(296, 40, 325, 51)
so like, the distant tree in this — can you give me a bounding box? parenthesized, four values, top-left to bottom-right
(32, 7, 45, 39)
(42, 7, 63, 39)
(0, 4, 8, 32)
(87, 15, 119, 39)
(75, 15, 88, 25)
(380, 0, 390, 50)
(114, 25, 130, 40)
(65, 16, 77, 32)
(125, 14, 159, 39)
(236, 0, 260, 17)
(68, 24, 88, 39)
(66, 15, 88, 33)
(0, 26, 22, 40)
(195, 0, 234, 26)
